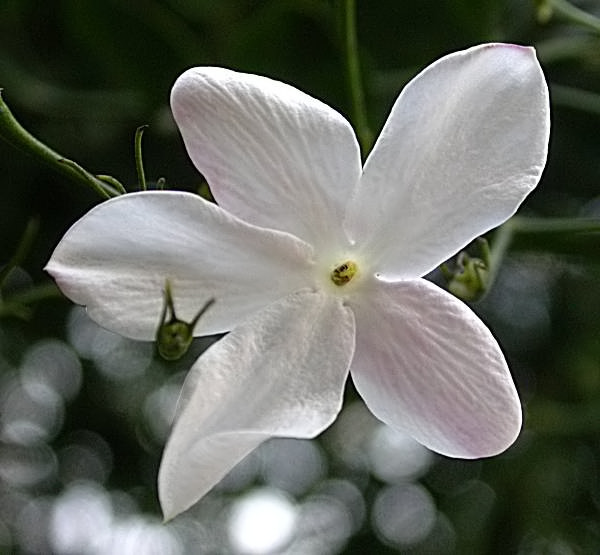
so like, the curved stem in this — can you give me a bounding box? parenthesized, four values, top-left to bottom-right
(551, 84, 600, 117)
(0, 90, 123, 198)
(135, 125, 149, 190)
(0, 282, 62, 319)
(542, 0, 600, 34)
(341, 0, 373, 155)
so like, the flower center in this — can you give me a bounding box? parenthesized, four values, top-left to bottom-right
(330, 260, 358, 286)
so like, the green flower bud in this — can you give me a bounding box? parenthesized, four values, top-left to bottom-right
(156, 280, 215, 361)
(441, 238, 491, 302)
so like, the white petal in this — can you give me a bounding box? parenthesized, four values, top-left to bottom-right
(171, 67, 362, 249)
(46, 191, 315, 340)
(346, 43, 550, 278)
(158, 289, 355, 519)
(349, 278, 521, 458)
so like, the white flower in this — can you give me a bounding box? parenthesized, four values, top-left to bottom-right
(46, 43, 550, 520)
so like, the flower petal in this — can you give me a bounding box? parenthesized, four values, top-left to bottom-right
(46, 191, 315, 340)
(171, 67, 362, 249)
(346, 43, 550, 278)
(158, 289, 355, 519)
(349, 278, 521, 458)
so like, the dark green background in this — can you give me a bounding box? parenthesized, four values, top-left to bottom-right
(1, 1, 599, 553)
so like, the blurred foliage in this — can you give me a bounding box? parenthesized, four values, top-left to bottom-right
(1, 0, 600, 553)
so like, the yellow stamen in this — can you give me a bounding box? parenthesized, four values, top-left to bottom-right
(331, 260, 358, 286)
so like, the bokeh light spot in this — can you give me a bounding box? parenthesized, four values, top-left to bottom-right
(20, 339, 82, 402)
(372, 483, 436, 547)
(260, 439, 326, 496)
(228, 488, 297, 554)
(368, 424, 434, 482)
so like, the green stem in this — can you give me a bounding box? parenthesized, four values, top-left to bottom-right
(540, 0, 600, 34)
(507, 216, 600, 258)
(97, 174, 127, 195)
(551, 84, 600, 117)
(341, 0, 373, 155)
(0, 90, 123, 198)
(0, 217, 39, 288)
(135, 125, 148, 190)
(481, 215, 599, 297)
(487, 221, 515, 288)
(0, 282, 62, 319)
(58, 158, 118, 199)
(511, 216, 600, 235)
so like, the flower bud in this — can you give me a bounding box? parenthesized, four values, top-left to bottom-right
(156, 280, 214, 361)
(441, 238, 490, 302)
